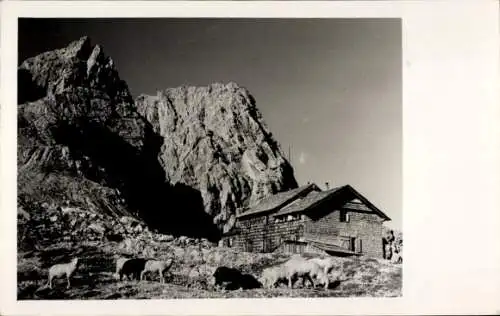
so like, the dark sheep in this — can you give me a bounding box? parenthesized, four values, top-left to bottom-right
(224, 281, 242, 291)
(238, 273, 262, 290)
(213, 267, 242, 287)
(120, 258, 147, 281)
(213, 266, 261, 290)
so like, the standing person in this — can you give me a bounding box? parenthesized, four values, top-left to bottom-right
(382, 230, 395, 260)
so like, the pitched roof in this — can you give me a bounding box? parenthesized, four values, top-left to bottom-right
(272, 184, 391, 221)
(343, 201, 371, 212)
(236, 183, 318, 218)
(343, 185, 391, 221)
(272, 186, 345, 217)
(236, 183, 392, 221)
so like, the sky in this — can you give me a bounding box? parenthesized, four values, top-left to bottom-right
(19, 18, 402, 229)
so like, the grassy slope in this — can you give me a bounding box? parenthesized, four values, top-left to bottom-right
(18, 240, 402, 299)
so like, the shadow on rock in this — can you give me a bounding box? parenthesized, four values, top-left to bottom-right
(52, 120, 221, 242)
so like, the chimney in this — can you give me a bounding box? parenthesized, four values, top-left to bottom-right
(325, 182, 330, 190)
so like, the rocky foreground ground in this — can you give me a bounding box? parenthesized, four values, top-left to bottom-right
(17, 204, 401, 300)
(18, 241, 402, 299)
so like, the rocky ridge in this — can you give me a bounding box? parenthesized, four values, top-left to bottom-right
(136, 84, 297, 232)
(18, 36, 298, 239)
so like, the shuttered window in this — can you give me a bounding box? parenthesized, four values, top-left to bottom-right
(340, 210, 350, 222)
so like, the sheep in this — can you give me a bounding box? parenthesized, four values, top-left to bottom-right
(47, 257, 80, 289)
(309, 257, 344, 280)
(115, 257, 131, 281)
(120, 258, 147, 281)
(309, 257, 336, 275)
(283, 257, 330, 289)
(213, 266, 242, 288)
(212, 266, 261, 290)
(237, 273, 262, 290)
(140, 259, 173, 283)
(259, 265, 287, 289)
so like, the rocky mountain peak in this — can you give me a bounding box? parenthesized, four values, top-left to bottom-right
(18, 36, 298, 240)
(18, 36, 144, 148)
(136, 82, 298, 232)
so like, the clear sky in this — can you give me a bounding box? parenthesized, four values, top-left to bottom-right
(19, 18, 402, 229)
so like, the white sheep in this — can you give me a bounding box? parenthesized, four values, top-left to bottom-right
(309, 257, 336, 275)
(259, 265, 287, 289)
(47, 257, 80, 289)
(283, 257, 329, 289)
(140, 259, 173, 283)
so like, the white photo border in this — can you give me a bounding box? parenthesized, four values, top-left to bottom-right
(1, 1, 499, 315)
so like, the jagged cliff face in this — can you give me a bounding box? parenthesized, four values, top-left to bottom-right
(18, 36, 148, 221)
(18, 36, 297, 239)
(18, 36, 219, 241)
(18, 36, 146, 147)
(135, 84, 297, 231)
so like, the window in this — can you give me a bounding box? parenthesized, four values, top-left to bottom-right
(340, 211, 350, 222)
(275, 213, 301, 223)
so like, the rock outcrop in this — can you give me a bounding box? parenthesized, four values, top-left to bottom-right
(18, 36, 297, 241)
(18, 36, 146, 149)
(18, 36, 148, 223)
(135, 84, 298, 232)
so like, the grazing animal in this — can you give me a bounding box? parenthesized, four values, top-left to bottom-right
(115, 257, 131, 281)
(238, 273, 262, 290)
(120, 258, 147, 281)
(260, 265, 287, 289)
(309, 257, 336, 275)
(283, 257, 329, 289)
(213, 266, 242, 287)
(47, 257, 80, 289)
(140, 259, 174, 283)
(212, 266, 261, 290)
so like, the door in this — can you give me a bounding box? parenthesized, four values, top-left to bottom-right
(263, 238, 271, 252)
(245, 240, 253, 252)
